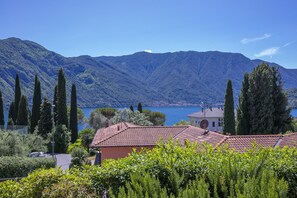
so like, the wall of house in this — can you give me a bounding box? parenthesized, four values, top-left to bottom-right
(189, 117, 223, 132)
(100, 146, 155, 161)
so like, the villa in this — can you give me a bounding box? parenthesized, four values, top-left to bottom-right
(188, 107, 224, 132)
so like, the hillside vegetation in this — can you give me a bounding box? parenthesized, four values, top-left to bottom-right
(1, 37, 297, 107)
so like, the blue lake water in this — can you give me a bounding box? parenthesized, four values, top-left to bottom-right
(4, 107, 297, 130)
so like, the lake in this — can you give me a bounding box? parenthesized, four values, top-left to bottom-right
(4, 107, 297, 130)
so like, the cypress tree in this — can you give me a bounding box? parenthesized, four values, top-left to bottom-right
(14, 74, 21, 123)
(30, 75, 42, 133)
(0, 90, 4, 127)
(236, 73, 250, 135)
(8, 102, 15, 126)
(17, 95, 29, 126)
(57, 68, 68, 126)
(271, 67, 292, 133)
(248, 63, 274, 134)
(223, 80, 236, 135)
(53, 85, 58, 125)
(130, 105, 134, 112)
(137, 102, 143, 113)
(38, 98, 53, 139)
(69, 84, 78, 143)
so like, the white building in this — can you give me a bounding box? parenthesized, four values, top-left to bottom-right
(188, 108, 224, 132)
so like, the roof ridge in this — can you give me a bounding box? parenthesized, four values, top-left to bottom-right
(214, 136, 229, 149)
(97, 126, 130, 146)
(228, 134, 282, 138)
(172, 126, 190, 139)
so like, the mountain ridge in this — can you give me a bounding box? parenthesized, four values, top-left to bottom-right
(0, 37, 297, 107)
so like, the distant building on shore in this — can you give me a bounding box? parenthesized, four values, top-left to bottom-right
(188, 107, 224, 132)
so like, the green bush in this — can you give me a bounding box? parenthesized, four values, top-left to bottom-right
(0, 130, 48, 156)
(48, 125, 70, 153)
(67, 138, 82, 153)
(0, 156, 55, 178)
(0, 141, 296, 198)
(69, 147, 91, 168)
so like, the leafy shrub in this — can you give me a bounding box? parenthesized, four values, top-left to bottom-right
(67, 138, 82, 153)
(0, 130, 47, 156)
(0, 141, 296, 197)
(69, 147, 91, 168)
(143, 109, 166, 126)
(0, 156, 55, 178)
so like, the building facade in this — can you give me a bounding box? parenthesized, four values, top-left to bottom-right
(188, 108, 224, 132)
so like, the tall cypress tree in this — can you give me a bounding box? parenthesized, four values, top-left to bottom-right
(14, 74, 21, 123)
(38, 98, 53, 139)
(57, 68, 68, 126)
(69, 84, 78, 143)
(53, 85, 58, 125)
(223, 80, 236, 135)
(236, 73, 250, 135)
(30, 75, 42, 133)
(137, 102, 143, 113)
(17, 95, 29, 126)
(130, 105, 134, 112)
(248, 63, 274, 134)
(0, 90, 4, 127)
(271, 67, 292, 133)
(8, 102, 15, 126)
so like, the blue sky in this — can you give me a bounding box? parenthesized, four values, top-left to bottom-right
(0, 0, 297, 68)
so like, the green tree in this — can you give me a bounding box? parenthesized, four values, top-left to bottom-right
(53, 85, 58, 125)
(143, 109, 166, 126)
(223, 80, 235, 135)
(49, 124, 71, 153)
(236, 73, 250, 135)
(16, 95, 29, 126)
(0, 90, 4, 127)
(8, 102, 15, 126)
(37, 98, 53, 139)
(137, 102, 143, 113)
(271, 67, 292, 133)
(30, 75, 42, 133)
(248, 63, 274, 134)
(57, 68, 68, 126)
(14, 74, 21, 123)
(129, 105, 134, 112)
(69, 84, 78, 143)
(174, 120, 189, 126)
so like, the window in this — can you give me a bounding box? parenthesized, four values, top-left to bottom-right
(212, 121, 215, 127)
(218, 118, 223, 127)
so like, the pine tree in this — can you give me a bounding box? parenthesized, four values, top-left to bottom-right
(30, 75, 42, 133)
(271, 67, 292, 133)
(137, 102, 143, 113)
(130, 105, 134, 112)
(223, 80, 236, 135)
(236, 73, 250, 135)
(17, 95, 29, 126)
(14, 74, 21, 123)
(248, 63, 274, 134)
(53, 85, 58, 125)
(57, 68, 68, 126)
(38, 98, 53, 139)
(69, 84, 78, 143)
(8, 102, 15, 126)
(0, 90, 4, 127)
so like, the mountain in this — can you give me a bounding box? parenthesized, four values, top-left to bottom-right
(0, 37, 297, 108)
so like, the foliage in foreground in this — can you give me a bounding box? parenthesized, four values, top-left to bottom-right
(0, 156, 55, 178)
(0, 141, 296, 197)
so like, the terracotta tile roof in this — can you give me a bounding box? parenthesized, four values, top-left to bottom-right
(91, 122, 189, 147)
(220, 135, 282, 151)
(91, 122, 297, 150)
(278, 133, 297, 147)
(174, 126, 226, 146)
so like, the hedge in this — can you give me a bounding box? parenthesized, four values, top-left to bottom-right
(0, 140, 296, 197)
(0, 156, 55, 178)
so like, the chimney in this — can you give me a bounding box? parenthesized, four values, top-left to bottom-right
(117, 125, 120, 131)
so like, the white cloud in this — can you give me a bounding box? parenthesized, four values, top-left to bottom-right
(144, 49, 152, 53)
(241, 33, 271, 44)
(254, 47, 279, 58)
(283, 41, 295, 47)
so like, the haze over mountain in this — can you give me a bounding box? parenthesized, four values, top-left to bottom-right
(1, 37, 297, 108)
